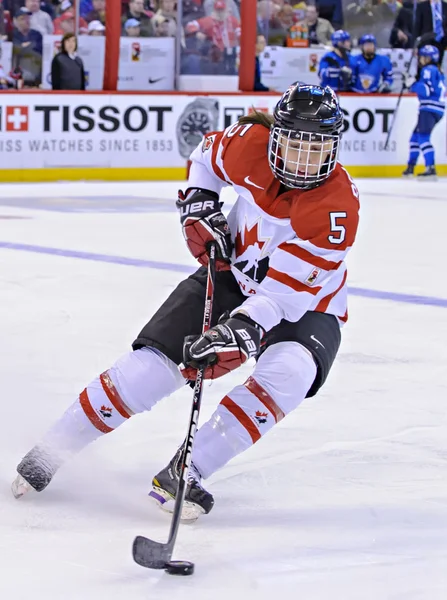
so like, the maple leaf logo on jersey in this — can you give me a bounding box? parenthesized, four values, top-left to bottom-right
(233, 220, 270, 284)
(100, 405, 113, 418)
(254, 410, 268, 424)
(235, 221, 265, 259)
(202, 134, 215, 153)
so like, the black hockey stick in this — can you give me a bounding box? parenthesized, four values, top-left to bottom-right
(132, 242, 217, 570)
(384, 37, 421, 150)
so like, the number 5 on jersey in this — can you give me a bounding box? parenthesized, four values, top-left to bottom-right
(328, 211, 347, 244)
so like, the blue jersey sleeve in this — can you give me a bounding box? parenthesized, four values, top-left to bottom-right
(381, 55, 393, 86)
(411, 65, 444, 100)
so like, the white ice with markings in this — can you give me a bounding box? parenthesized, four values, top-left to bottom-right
(0, 179, 446, 600)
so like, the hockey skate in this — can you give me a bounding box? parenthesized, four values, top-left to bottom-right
(402, 165, 415, 177)
(417, 166, 437, 180)
(149, 446, 214, 522)
(11, 447, 58, 499)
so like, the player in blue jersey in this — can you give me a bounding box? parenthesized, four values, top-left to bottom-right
(403, 45, 445, 179)
(350, 35, 393, 94)
(319, 30, 353, 92)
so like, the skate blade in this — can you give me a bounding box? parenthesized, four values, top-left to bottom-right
(11, 474, 34, 499)
(417, 175, 437, 181)
(148, 488, 205, 523)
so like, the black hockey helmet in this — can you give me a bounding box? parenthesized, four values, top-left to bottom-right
(268, 82, 344, 189)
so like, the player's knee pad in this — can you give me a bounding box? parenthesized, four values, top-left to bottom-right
(418, 132, 431, 145)
(108, 347, 185, 413)
(79, 348, 185, 434)
(410, 131, 419, 145)
(252, 342, 317, 416)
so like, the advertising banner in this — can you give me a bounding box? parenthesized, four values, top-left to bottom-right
(0, 93, 445, 175)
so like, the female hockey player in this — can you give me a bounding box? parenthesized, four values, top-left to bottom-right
(319, 30, 353, 92)
(403, 44, 445, 179)
(350, 34, 393, 94)
(12, 83, 360, 520)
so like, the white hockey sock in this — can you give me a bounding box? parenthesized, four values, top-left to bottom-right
(31, 347, 184, 463)
(192, 342, 317, 479)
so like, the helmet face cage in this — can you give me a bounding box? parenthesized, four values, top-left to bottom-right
(268, 126, 340, 190)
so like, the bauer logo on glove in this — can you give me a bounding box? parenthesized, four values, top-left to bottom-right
(181, 312, 264, 380)
(176, 188, 233, 271)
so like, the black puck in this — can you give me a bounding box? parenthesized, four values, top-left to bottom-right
(165, 560, 195, 576)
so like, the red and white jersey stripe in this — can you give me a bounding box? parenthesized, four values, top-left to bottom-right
(188, 121, 360, 332)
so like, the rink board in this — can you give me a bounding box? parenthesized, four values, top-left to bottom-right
(0, 92, 445, 182)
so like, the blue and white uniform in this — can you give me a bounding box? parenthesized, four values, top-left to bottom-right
(319, 30, 353, 92)
(408, 46, 445, 169)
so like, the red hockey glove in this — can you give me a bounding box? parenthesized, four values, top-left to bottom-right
(176, 188, 232, 271)
(181, 313, 264, 380)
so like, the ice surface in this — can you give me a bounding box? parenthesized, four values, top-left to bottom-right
(0, 179, 446, 600)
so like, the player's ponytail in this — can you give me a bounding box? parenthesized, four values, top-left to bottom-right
(238, 109, 274, 129)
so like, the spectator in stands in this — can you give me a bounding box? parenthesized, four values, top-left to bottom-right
(316, 0, 343, 29)
(25, 0, 53, 36)
(181, 0, 205, 26)
(389, 0, 414, 48)
(51, 32, 85, 89)
(152, 16, 172, 35)
(254, 32, 269, 90)
(204, 0, 239, 19)
(151, 0, 177, 36)
(300, 3, 334, 45)
(85, 0, 105, 24)
(123, 17, 141, 36)
(374, 0, 402, 47)
(12, 7, 42, 54)
(257, 0, 282, 43)
(87, 19, 105, 34)
(122, 0, 154, 36)
(1, 2, 13, 40)
(345, 0, 377, 43)
(185, 0, 240, 74)
(268, 4, 294, 45)
(54, 9, 88, 35)
(414, 0, 447, 64)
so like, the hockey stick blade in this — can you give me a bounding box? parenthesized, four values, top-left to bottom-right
(132, 535, 172, 569)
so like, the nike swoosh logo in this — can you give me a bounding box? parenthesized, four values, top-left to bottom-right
(310, 335, 325, 349)
(148, 77, 164, 84)
(244, 176, 264, 190)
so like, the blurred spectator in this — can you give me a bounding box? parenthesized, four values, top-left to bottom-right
(316, 0, 343, 29)
(319, 29, 352, 91)
(152, 15, 171, 35)
(151, 0, 176, 36)
(414, 0, 447, 64)
(85, 0, 105, 24)
(268, 4, 294, 45)
(122, 0, 154, 36)
(254, 32, 269, 90)
(185, 0, 240, 74)
(181, 0, 205, 26)
(298, 4, 334, 46)
(204, 0, 239, 19)
(12, 7, 42, 54)
(80, 0, 93, 18)
(123, 17, 141, 36)
(257, 0, 281, 42)
(87, 19, 104, 34)
(389, 0, 414, 48)
(350, 33, 393, 92)
(12, 7, 43, 86)
(1, 3, 13, 39)
(345, 0, 377, 42)
(374, 0, 402, 46)
(25, 0, 53, 36)
(54, 10, 88, 34)
(51, 32, 85, 89)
